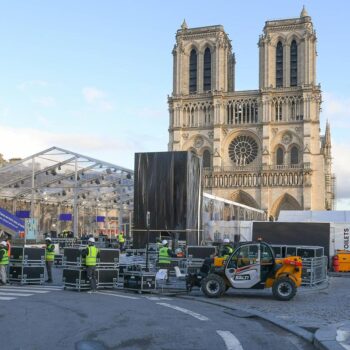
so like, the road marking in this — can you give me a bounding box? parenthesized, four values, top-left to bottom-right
(95, 291, 140, 300)
(156, 302, 209, 321)
(0, 288, 49, 294)
(3, 285, 63, 291)
(145, 296, 173, 301)
(216, 330, 244, 350)
(0, 292, 33, 297)
(0, 297, 16, 301)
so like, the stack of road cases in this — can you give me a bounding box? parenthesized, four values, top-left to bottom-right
(54, 254, 63, 267)
(97, 248, 120, 288)
(9, 246, 45, 284)
(62, 247, 120, 291)
(62, 247, 89, 291)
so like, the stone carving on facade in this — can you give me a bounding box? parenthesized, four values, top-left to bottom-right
(295, 127, 302, 133)
(304, 143, 310, 153)
(213, 148, 221, 157)
(194, 136, 204, 148)
(262, 146, 269, 155)
(208, 131, 214, 139)
(272, 128, 279, 136)
(182, 133, 189, 140)
(282, 132, 292, 145)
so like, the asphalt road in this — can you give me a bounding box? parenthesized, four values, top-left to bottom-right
(0, 284, 316, 350)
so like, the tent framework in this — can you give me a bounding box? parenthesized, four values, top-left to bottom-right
(0, 146, 134, 235)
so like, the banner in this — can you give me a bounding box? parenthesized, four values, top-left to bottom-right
(25, 218, 38, 240)
(96, 216, 105, 223)
(59, 213, 72, 221)
(15, 210, 31, 219)
(0, 207, 25, 233)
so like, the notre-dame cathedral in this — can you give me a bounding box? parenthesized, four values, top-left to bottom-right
(168, 7, 335, 218)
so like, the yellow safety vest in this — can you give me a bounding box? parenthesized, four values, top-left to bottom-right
(85, 246, 99, 266)
(118, 234, 125, 243)
(0, 248, 9, 265)
(45, 244, 55, 262)
(159, 247, 171, 264)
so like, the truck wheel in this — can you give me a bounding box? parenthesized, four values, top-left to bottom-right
(201, 274, 226, 298)
(272, 277, 297, 301)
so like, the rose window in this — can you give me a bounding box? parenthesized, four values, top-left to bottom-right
(228, 135, 258, 166)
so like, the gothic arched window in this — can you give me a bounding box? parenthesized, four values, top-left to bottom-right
(203, 150, 211, 168)
(290, 146, 299, 164)
(189, 49, 197, 93)
(276, 41, 283, 88)
(290, 40, 298, 86)
(276, 147, 284, 165)
(203, 47, 211, 91)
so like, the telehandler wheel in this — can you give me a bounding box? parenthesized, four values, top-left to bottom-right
(272, 277, 297, 301)
(201, 274, 226, 298)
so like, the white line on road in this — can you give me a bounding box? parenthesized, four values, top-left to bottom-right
(3, 285, 62, 291)
(95, 291, 140, 300)
(0, 292, 33, 297)
(216, 330, 244, 350)
(157, 302, 209, 321)
(0, 297, 16, 301)
(0, 288, 49, 294)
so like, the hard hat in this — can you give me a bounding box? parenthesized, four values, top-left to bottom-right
(223, 238, 230, 243)
(88, 237, 95, 243)
(175, 248, 182, 254)
(162, 239, 168, 245)
(0, 241, 7, 246)
(45, 237, 52, 241)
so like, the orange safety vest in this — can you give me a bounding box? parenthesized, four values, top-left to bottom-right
(7, 241, 11, 257)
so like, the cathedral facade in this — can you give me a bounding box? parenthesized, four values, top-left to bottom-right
(168, 8, 335, 218)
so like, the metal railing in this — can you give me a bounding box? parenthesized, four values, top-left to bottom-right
(301, 256, 328, 286)
(205, 163, 310, 173)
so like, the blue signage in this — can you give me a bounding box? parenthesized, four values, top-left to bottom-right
(59, 213, 72, 221)
(0, 207, 25, 233)
(16, 210, 31, 219)
(96, 216, 105, 223)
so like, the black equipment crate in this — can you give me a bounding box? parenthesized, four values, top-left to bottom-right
(97, 248, 120, 268)
(62, 268, 90, 290)
(123, 271, 156, 292)
(63, 248, 84, 267)
(54, 254, 63, 267)
(97, 269, 119, 288)
(10, 246, 45, 265)
(187, 246, 217, 259)
(9, 265, 44, 284)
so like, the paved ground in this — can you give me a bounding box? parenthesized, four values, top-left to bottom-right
(2, 267, 349, 349)
(0, 283, 315, 350)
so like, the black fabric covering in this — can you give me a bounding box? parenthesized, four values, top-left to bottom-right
(133, 151, 202, 248)
(252, 222, 330, 257)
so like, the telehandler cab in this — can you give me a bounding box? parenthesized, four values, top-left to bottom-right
(188, 241, 302, 301)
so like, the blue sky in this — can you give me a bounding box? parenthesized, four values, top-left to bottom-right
(0, 1, 349, 209)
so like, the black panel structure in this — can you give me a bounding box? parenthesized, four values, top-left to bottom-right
(252, 222, 330, 257)
(63, 248, 84, 266)
(133, 151, 202, 248)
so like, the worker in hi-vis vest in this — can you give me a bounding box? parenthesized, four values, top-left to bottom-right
(117, 231, 125, 251)
(45, 237, 55, 283)
(0, 241, 9, 285)
(82, 237, 100, 292)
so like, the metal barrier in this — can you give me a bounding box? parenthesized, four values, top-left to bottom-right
(301, 256, 328, 286)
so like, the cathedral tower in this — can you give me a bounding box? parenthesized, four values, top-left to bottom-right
(168, 8, 335, 218)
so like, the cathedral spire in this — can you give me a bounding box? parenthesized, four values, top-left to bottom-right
(181, 19, 188, 30)
(300, 5, 308, 18)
